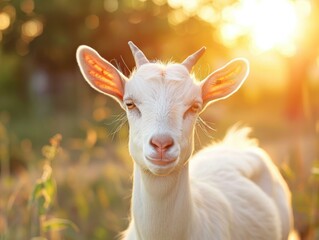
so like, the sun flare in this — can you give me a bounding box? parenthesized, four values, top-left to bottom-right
(165, 0, 311, 55)
(219, 0, 311, 55)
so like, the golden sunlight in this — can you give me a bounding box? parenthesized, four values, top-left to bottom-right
(219, 0, 311, 55)
(164, 0, 312, 55)
(221, 0, 310, 55)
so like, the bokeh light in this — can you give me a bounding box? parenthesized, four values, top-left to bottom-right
(168, 9, 187, 25)
(0, 12, 10, 31)
(85, 15, 100, 30)
(198, 6, 219, 24)
(164, 0, 313, 56)
(152, 0, 166, 6)
(104, 0, 119, 13)
(20, 0, 34, 14)
(21, 19, 43, 39)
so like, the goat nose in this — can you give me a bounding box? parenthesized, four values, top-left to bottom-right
(150, 135, 174, 152)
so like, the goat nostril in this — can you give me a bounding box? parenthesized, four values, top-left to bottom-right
(150, 139, 158, 149)
(150, 135, 174, 152)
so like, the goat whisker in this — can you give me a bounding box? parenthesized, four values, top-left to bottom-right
(195, 116, 216, 140)
(105, 112, 128, 141)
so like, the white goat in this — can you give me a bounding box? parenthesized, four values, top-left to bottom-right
(76, 42, 293, 240)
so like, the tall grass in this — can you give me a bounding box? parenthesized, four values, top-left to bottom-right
(0, 131, 78, 240)
(0, 112, 131, 240)
(29, 134, 78, 240)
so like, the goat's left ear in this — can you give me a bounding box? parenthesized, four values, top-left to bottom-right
(76, 45, 128, 105)
(201, 58, 249, 107)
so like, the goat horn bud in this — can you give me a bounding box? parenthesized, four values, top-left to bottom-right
(128, 41, 150, 68)
(182, 47, 206, 72)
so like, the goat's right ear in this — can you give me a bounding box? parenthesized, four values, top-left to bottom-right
(76, 45, 127, 105)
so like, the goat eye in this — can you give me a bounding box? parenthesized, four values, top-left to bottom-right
(125, 101, 136, 110)
(183, 103, 202, 119)
(190, 103, 201, 113)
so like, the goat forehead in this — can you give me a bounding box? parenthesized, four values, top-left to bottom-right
(126, 63, 199, 102)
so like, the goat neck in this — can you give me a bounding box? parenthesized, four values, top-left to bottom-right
(131, 163, 192, 240)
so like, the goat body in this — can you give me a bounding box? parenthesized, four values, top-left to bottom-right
(76, 42, 293, 240)
(124, 127, 292, 240)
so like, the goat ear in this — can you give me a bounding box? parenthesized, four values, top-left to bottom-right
(76, 45, 127, 104)
(201, 58, 249, 106)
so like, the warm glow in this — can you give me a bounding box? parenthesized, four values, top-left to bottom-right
(219, 0, 311, 55)
(152, 0, 166, 6)
(104, 0, 118, 13)
(20, 0, 34, 14)
(165, 0, 311, 55)
(0, 12, 11, 31)
(168, 10, 187, 25)
(22, 19, 43, 38)
(198, 6, 219, 24)
(182, 0, 198, 14)
(167, 0, 183, 9)
(85, 15, 99, 30)
(168, 0, 198, 14)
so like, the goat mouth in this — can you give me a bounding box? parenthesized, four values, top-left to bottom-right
(145, 156, 177, 166)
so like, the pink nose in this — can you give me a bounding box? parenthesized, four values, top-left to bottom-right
(150, 134, 174, 153)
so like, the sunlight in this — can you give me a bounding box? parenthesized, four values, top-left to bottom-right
(165, 0, 311, 56)
(198, 6, 219, 24)
(220, 0, 311, 55)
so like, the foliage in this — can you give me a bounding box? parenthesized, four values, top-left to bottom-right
(0, 113, 132, 239)
(29, 134, 79, 239)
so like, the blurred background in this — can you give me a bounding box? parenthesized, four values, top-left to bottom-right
(0, 0, 318, 239)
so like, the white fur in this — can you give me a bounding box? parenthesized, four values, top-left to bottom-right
(76, 45, 293, 240)
(122, 127, 293, 240)
(122, 64, 292, 239)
